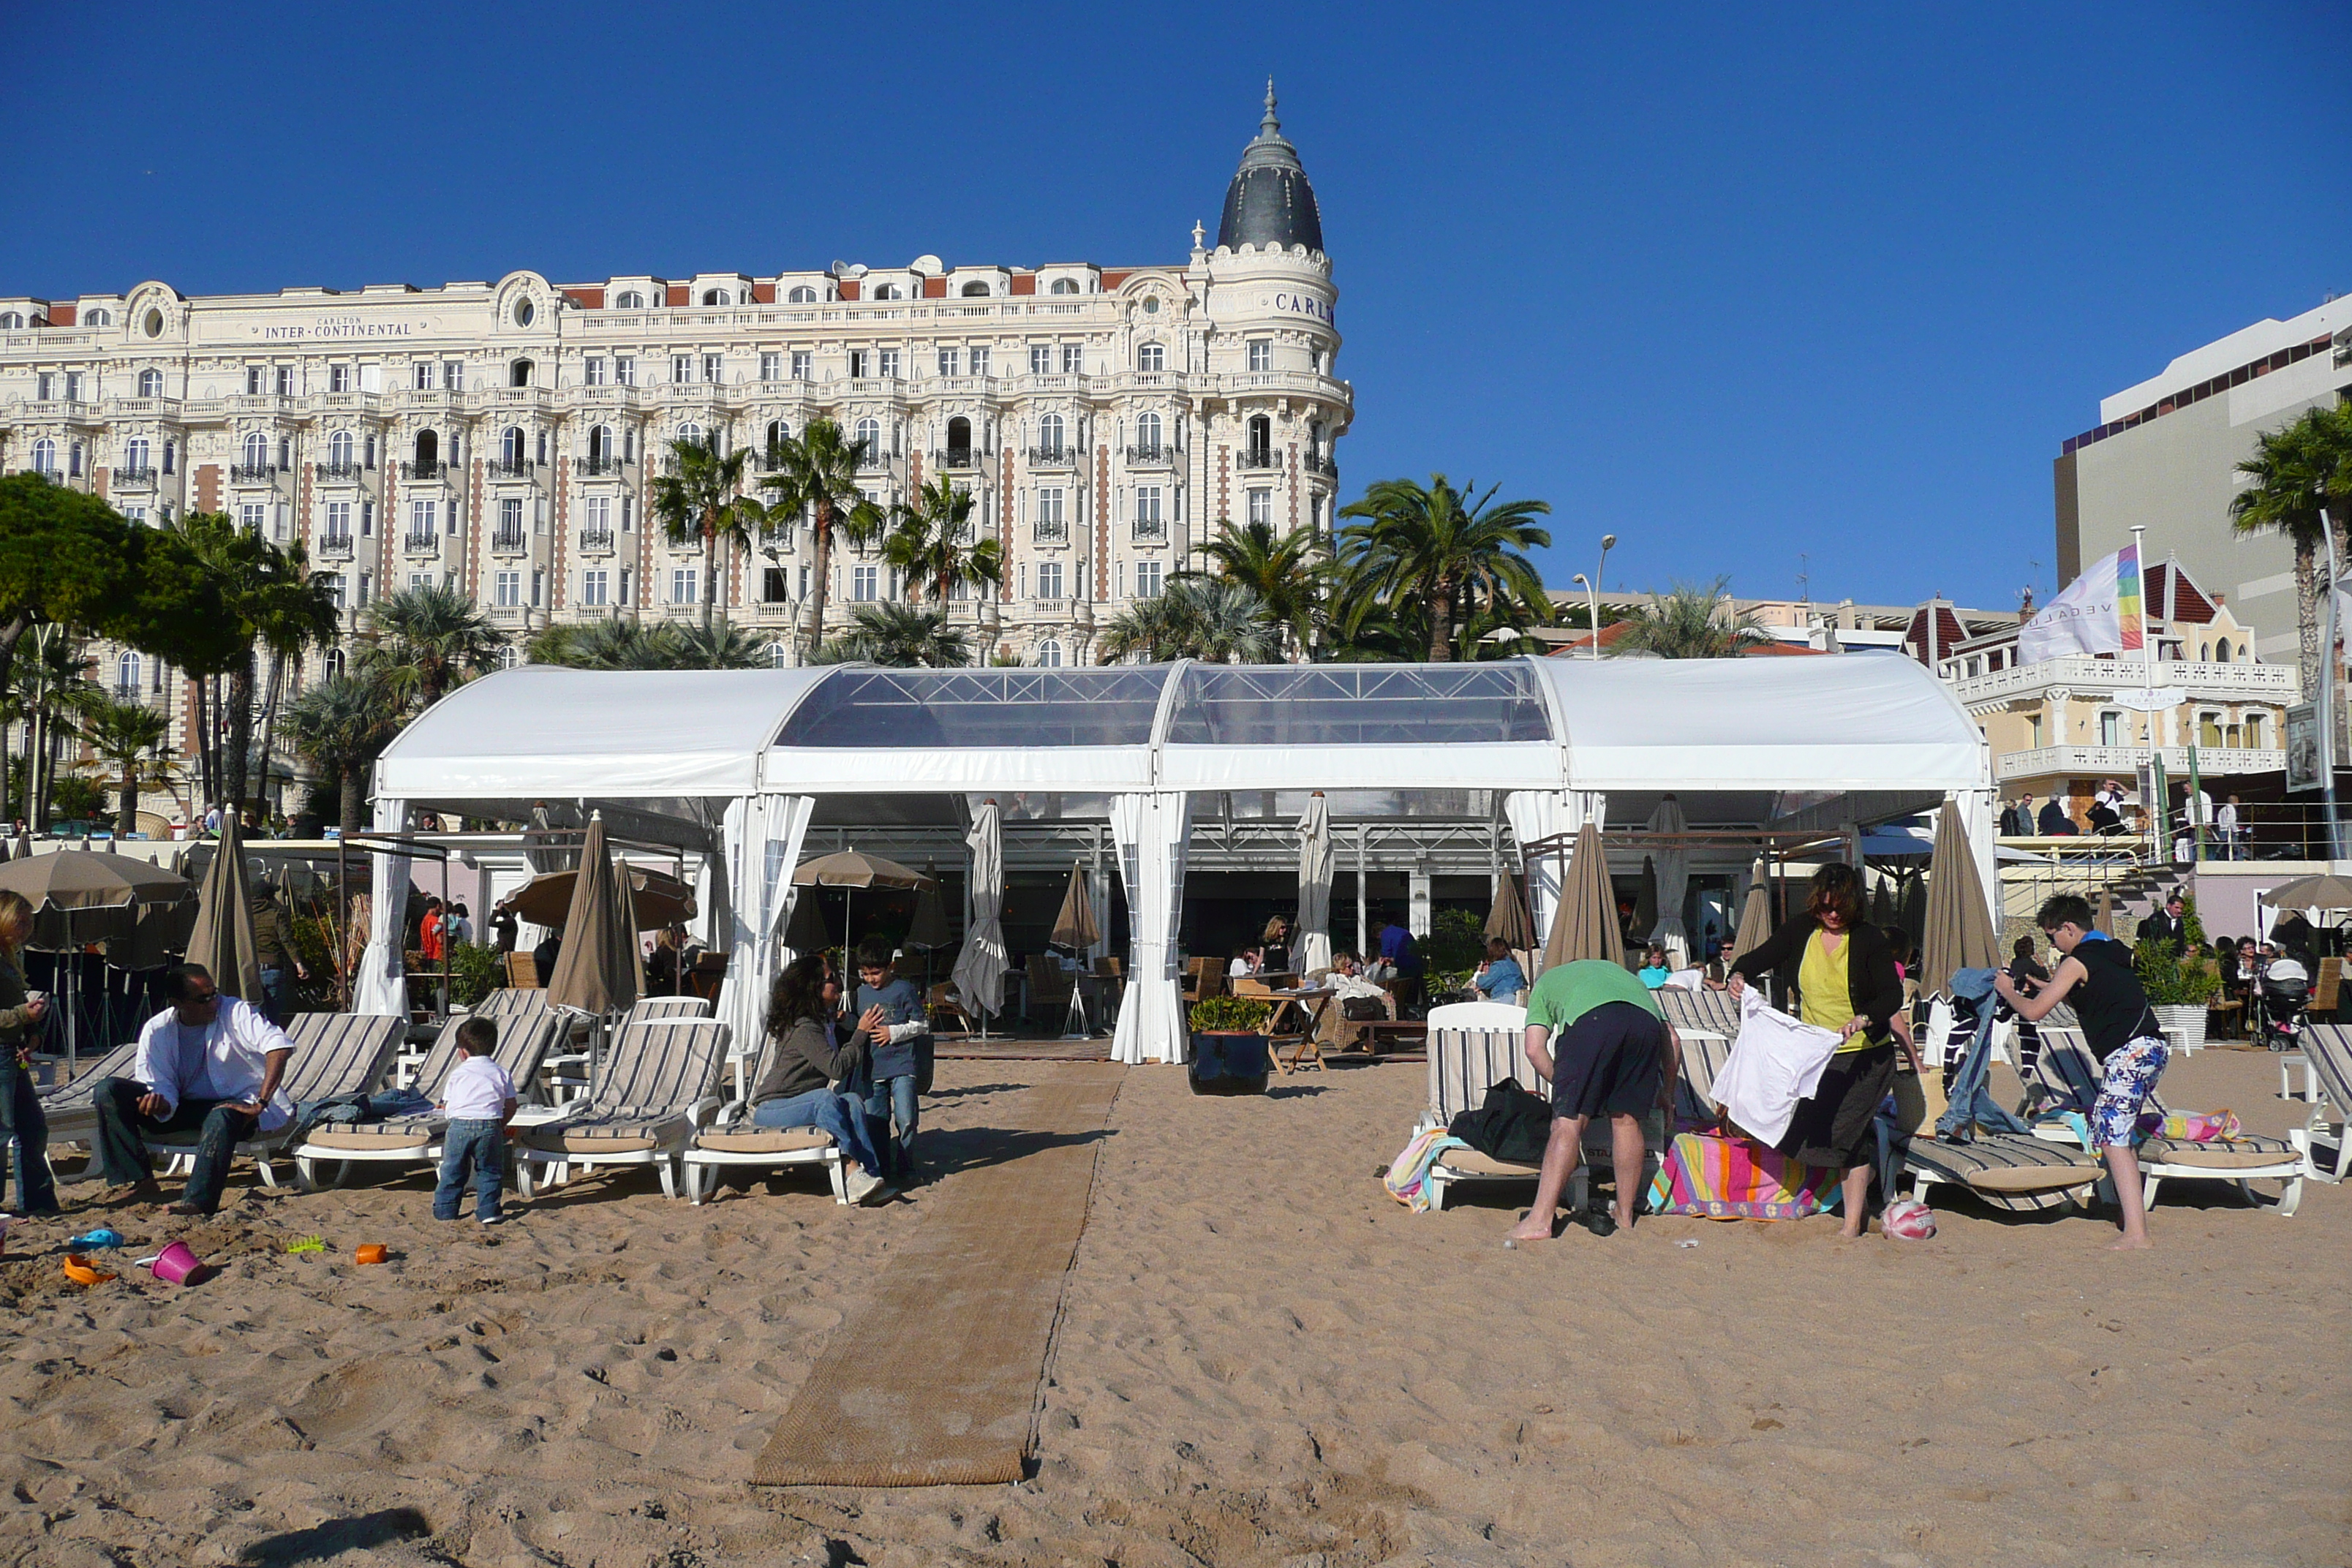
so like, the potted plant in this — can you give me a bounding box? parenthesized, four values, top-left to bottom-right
(2134, 894, 2220, 1054)
(1188, 994, 1274, 1095)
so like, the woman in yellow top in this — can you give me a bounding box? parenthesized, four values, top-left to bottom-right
(1727, 864, 1918, 1238)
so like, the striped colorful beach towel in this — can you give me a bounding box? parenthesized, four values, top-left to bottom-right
(1645, 1131, 1836, 1221)
(1383, 1128, 1469, 1213)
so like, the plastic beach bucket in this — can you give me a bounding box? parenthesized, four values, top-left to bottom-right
(136, 1240, 206, 1286)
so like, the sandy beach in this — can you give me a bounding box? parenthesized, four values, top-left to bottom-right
(1, 1045, 2345, 1568)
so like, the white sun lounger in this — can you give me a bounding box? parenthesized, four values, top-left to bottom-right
(678, 1024, 848, 1205)
(2285, 1022, 2352, 1188)
(288, 1009, 564, 1190)
(514, 1017, 730, 1200)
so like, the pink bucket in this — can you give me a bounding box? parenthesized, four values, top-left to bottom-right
(137, 1240, 206, 1286)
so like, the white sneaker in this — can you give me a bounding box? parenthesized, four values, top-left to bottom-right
(845, 1169, 892, 1206)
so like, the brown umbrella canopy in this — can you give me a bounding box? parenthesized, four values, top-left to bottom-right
(2260, 873, 2352, 911)
(1917, 802, 2001, 998)
(186, 815, 264, 1005)
(0, 846, 194, 949)
(1051, 863, 1100, 951)
(1542, 822, 1624, 969)
(791, 851, 937, 892)
(1730, 858, 1773, 968)
(1484, 872, 1534, 950)
(548, 813, 641, 1015)
(505, 864, 696, 928)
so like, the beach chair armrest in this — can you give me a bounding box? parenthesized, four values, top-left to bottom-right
(687, 1095, 725, 1129)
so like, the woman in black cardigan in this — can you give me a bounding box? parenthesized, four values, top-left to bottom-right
(1727, 862, 1912, 1238)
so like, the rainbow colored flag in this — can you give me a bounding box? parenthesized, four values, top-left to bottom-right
(2117, 541, 2144, 652)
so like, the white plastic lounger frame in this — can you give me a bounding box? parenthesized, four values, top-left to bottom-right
(2287, 1022, 2352, 1187)
(288, 1009, 565, 1191)
(514, 1018, 731, 1201)
(678, 1017, 847, 1205)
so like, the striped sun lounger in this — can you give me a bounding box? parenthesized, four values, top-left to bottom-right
(2288, 1022, 2352, 1187)
(679, 1016, 848, 1205)
(290, 1008, 565, 1189)
(151, 1011, 407, 1191)
(516, 1017, 731, 1200)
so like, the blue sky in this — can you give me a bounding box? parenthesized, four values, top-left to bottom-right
(5, 1, 2345, 612)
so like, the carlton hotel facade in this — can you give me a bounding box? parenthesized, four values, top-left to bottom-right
(0, 94, 1346, 721)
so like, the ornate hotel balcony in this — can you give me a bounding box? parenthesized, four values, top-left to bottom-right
(1131, 519, 1168, 543)
(1027, 446, 1078, 467)
(579, 527, 616, 554)
(1304, 452, 1339, 479)
(1994, 744, 2285, 783)
(402, 530, 441, 554)
(400, 459, 445, 481)
(1950, 655, 2298, 706)
(229, 463, 277, 484)
(489, 528, 529, 554)
(1125, 444, 1175, 466)
(574, 455, 628, 477)
(313, 459, 366, 483)
(1033, 521, 1070, 546)
(1234, 451, 1281, 472)
(112, 465, 157, 489)
(857, 451, 897, 473)
(484, 458, 535, 480)
(931, 448, 979, 470)
(314, 532, 355, 558)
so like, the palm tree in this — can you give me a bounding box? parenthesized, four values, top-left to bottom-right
(880, 475, 1004, 611)
(818, 603, 972, 668)
(1180, 519, 1324, 657)
(1097, 578, 1278, 665)
(666, 620, 772, 669)
(362, 581, 502, 712)
(528, 617, 671, 671)
(650, 432, 758, 630)
(1, 625, 98, 829)
(67, 692, 170, 837)
(760, 418, 885, 660)
(1338, 475, 1552, 661)
(1610, 578, 1770, 659)
(283, 671, 402, 838)
(2231, 404, 2352, 694)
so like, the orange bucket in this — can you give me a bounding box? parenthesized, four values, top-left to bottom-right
(355, 1244, 388, 1265)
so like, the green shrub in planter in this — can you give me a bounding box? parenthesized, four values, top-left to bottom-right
(2134, 893, 2220, 1007)
(1189, 995, 1273, 1034)
(448, 941, 503, 1009)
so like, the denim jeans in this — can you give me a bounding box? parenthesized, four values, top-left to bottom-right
(434, 1118, 505, 1221)
(751, 1087, 883, 1177)
(91, 1077, 256, 1214)
(865, 1074, 920, 1175)
(257, 967, 289, 1025)
(0, 1055, 59, 1215)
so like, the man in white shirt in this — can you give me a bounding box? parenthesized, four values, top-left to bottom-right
(2216, 794, 2242, 861)
(94, 963, 297, 1215)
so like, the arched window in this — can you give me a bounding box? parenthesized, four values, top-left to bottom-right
(1038, 412, 1066, 451)
(946, 416, 972, 457)
(2216, 638, 2232, 663)
(502, 426, 527, 466)
(328, 431, 353, 467)
(323, 647, 346, 679)
(0, 312, 21, 329)
(510, 359, 532, 388)
(678, 422, 704, 449)
(31, 438, 55, 473)
(960, 280, 991, 297)
(125, 437, 150, 472)
(1246, 415, 1271, 463)
(854, 418, 880, 454)
(615, 290, 644, 309)
(1136, 412, 1162, 452)
(1049, 278, 1080, 295)
(764, 641, 790, 668)
(243, 431, 270, 470)
(786, 285, 818, 304)
(137, 368, 162, 397)
(702, 288, 730, 306)
(498, 645, 521, 670)
(1137, 342, 1165, 372)
(871, 283, 901, 301)
(415, 429, 438, 467)
(588, 424, 611, 460)
(2200, 641, 2211, 662)
(86, 308, 111, 327)
(116, 652, 140, 693)
(764, 419, 789, 453)
(1037, 638, 1064, 668)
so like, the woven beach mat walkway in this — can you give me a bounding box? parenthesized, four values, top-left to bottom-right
(753, 1063, 1124, 1488)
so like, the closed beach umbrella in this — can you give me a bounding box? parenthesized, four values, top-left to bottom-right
(1052, 862, 1100, 951)
(1294, 791, 1334, 975)
(1484, 872, 1534, 950)
(1730, 856, 1773, 968)
(548, 812, 640, 1017)
(1899, 874, 1926, 945)
(951, 800, 1009, 1025)
(906, 881, 952, 951)
(1543, 821, 1624, 968)
(1918, 801, 2000, 999)
(1869, 875, 1896, 931)
(1645, 795, 1690, 967)
(1632, 856, 1658, 953)
(2096, 886, 2117, 939)
(781, 881, 834, 956)
(186, 813, 263, 1006)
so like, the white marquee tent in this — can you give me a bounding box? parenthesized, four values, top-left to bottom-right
(358, 656, 1993, 1063)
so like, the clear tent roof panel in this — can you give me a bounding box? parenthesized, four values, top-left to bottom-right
(1161, 663, 1553, 747)
(774, 666, 1174, 749)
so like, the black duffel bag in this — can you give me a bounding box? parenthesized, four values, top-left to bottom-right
(1447, 1078, 1552, 1166)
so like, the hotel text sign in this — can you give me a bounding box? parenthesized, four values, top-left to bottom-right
(252, 315, 432, 341)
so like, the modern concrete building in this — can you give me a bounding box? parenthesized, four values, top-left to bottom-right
(2055, 296, 2352, 665)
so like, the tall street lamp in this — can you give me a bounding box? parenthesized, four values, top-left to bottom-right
(1573, 533, 1617, 661)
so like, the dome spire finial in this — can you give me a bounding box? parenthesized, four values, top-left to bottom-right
(1262, 78, 1280, 137)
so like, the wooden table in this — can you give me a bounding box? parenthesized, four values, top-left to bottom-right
(1354, 1019, 1429, 1055)
(1262, 987, 1337, 1071)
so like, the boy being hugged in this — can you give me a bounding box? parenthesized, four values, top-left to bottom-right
(435, 1016, 519, 1225)
(854, 938, 931, 1179)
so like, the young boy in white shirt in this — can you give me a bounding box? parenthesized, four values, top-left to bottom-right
(434, 1016, 519, 1225)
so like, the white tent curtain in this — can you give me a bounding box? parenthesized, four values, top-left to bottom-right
(951, 799, 1009, 1021)
(1111, 791, 1192, 1065)
(1646, 794, 1690, 968)
(1294, 792, 1333, 976)
(353, 796, 410, 1017)
(715, 794, 815, 1065)
(1504, 790, 1605, 972)
(1954, 787, 1999, 932)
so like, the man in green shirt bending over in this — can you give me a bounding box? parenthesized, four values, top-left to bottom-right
(1506, 959, 1681, 1243)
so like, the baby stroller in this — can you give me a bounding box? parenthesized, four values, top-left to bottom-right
(2258, 956, 2310, 1052)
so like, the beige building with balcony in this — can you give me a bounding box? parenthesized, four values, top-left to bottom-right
(0, 91, 1349, 821)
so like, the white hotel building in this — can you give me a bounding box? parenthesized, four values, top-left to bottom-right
(0, 91, 1346, 739)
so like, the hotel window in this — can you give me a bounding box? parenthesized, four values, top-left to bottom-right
(2200, 712, 2223, 748)
(1137, 342, 1165, 372)
(87, 308, 112, 326)
(241, 501, 267, 532)
(790, 350, 811, 380)
(361, 500, 374, 536)
(1247, 339, 1273, 372)
(788, 285, 818, 304)
(961, 279, 991, 297)
(763, 567, 791, 603)
(165, 439, 176, 472)
(854, 418, 881, 456)
(937, 347, 959, 377)
(412, 497, 439, 536)
(1030, 345, 1051, 375)
(279, 436, 292, 469)
(500, 497, 523, 535)
(139, 368, 163, 397)
(1137, 559, 1163, 598)
(1037, 486, 1066, 530)
(327, 430, 352, 467)
(69, 442, 83, 476)
(325, 500, 352, 540)
(581, 569, 609, 606)
(671, 567, 699, 605)
(35, 373, 54, 402)
(1061, 344, 1082, 374)
(121, 505, 146, 526)
(619, 568, 633, 605)
(495, 570, 521, 608)
(2099, 711, 2123, 747)
(1248, 489, 1272, 526)
(125, 437, 150, 472)
(585, 357, 607, 386)
(622, 494, 636, 531)
(679, 421, 704, 451)
(878, 349, 900, 379)
(969, 347, 990, 377)
(1037, 559, 1064, 600)
(325, 576, 345, 611)
(2247, 712, 2266, 748)
(532, 569, 546, 606)
(615, 290, 644, 309)
(849, 350, 870, 378)
(415, 361, 436, 391)
(446, 361, 464, 391)
(703, 353, 723, 384)
(1136, 485, 1164, 527)
(246, 366, 264, 394)
(760, 353, 780, 382)
(671, 354, 693, 385)
(585, 494, 611, 533)
(1050, 278, 1080, 295)
(1037, 638, 1064, 667)
(275, 366, 293, 396)
(853, 565, 878, 602)
(703, 288, 730, 306)
(871, 282, 901, 301)
(328, 364, 350, 393)
(615, 355, 636, 385)
(64, 373, 83, 403)
(410, 573, 433, 591)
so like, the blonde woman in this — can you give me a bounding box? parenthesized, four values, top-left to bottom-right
(1261, 914, 1293, 975)
(0, 889, 60, 1216)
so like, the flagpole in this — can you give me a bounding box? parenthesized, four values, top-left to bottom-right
(2133, 525, 2157, 860)
(2321, 505, 2343, 864)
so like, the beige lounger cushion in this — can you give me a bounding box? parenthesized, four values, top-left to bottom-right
(1436, 1149, 1540, 1177)
(306, 1126, 433, 1150)
(1967, 1163, 2103, 1194)
(521, 1123, 674, 1155)
(2137, 1134, 2296, 1170)
(696, 1127, 835, 1154)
